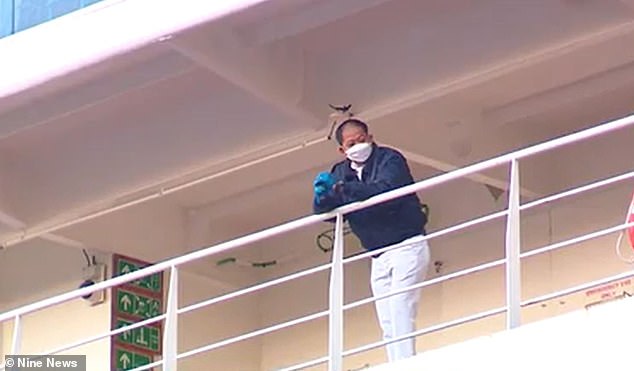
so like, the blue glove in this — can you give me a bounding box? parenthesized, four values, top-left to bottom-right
(313, 172, 335, 198)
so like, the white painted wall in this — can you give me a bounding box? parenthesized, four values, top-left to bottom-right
(0, 240, 262, 371)
(177, 270, 261, 371)
(0, 239, 98, 307)
(0, 151, 18, 237)
(0, 241, 112, 371)
(0, 153, 6, 213)
(63, 200, 186, 264)
(1, 289, 111, 371)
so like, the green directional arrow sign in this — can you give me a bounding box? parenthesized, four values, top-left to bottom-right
(115, 348, 151, 371)
(112, 254, 163, 371)
(116, 289, 162, 319)
(116, 318, 161, 353)
(116, 258, 162, 293)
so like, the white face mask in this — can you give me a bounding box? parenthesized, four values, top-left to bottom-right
(345, 142, 373, 163)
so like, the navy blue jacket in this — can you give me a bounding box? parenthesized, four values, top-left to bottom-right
(313, 145, 426, 251)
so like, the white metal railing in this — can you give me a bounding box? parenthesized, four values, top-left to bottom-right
(0, 113, 633, 371)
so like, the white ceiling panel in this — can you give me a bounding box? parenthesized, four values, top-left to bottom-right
(1, 0, 633, 283)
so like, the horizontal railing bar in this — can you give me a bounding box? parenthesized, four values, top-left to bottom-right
(343, 306, 507, 358)
(333, 114, 634, 218)
(179, 263, 332, 315)
(0, 214, 331, 323)
(285, 267, 634, 369)
(0, 114, 631, 371)
(2, 114, 632, 324)
(521, 269, 634, 307)
(45, 314, 166, 356)
(163, 220, 634, 369)
(284, 261, 634, 370)
(521, 220, 634, 259)
(521, 170, 634, 211)
(345, 210, 508, 264)
(168, 259, 511, 369)
(128, 358, 164, 371)
(346, 168, 634, 265)
(11, 207, 631, 369)
(348, 220, 634, 312)
(279, 354, 329, 371)
(24, 219, 626, 371)
(202, 220, 634, 370)
(343, 269, 634, 365)
(15, 218, 630, 368)
(344, 258, 506, 311)
(177, 309, 330, 361)
(280, 306, 508, 371)
(180, 170, 634, 327)
(0, 314, 167, 371)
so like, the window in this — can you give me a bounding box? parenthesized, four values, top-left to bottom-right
(0, 0, 103, 39)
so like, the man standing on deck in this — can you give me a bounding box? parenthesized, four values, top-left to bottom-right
(312, 117, 430, 362)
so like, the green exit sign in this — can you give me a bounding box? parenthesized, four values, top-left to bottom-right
(112, 255, 163, 371)
(116, 318, 160, 353)
(115, 348, 151, 371)
(115, 258, 162, 293)
(116, 289, 162, 319)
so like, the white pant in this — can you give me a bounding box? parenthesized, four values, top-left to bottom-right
(370, 235, 430, 362)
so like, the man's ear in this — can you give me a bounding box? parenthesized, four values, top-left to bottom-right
(338, 146, 346, 155)
(367, 133, 374, 143)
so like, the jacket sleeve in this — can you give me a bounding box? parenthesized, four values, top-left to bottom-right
(312, 165, 346, 214)
(342, 151, 413, 201)
(313, 192, 345, 214)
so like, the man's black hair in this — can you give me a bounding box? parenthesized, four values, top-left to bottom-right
(334, 118, 369, 145)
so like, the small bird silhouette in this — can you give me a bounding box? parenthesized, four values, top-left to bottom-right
(327, 104, 353, 140)
(328, 103, 352, 114)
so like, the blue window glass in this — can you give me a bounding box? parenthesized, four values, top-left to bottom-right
(15, 0, 49, 32)
(0, 0, 14, 38)
(1, 0, 103, 38)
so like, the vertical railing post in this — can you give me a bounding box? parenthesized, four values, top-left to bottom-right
(505, 159, 522, 329)
(328, 213, 345, 371)
(11, 314, 22, 355)
(163, 266, 179, 370)
(12, 0, 17, 35)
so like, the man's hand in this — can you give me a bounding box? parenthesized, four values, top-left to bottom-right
(314, 172, 336, 198)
